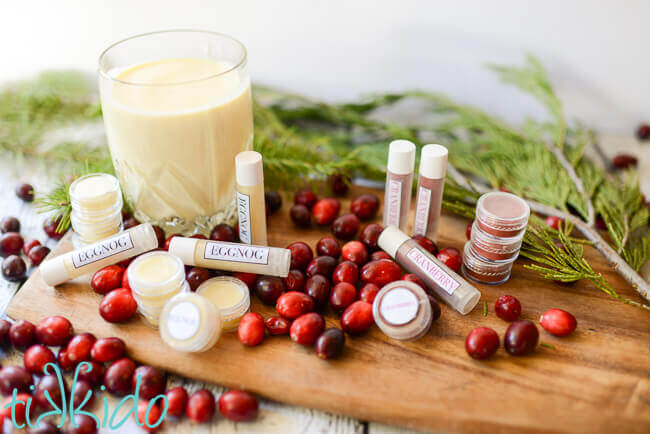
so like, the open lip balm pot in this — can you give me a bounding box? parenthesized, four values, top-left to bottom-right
(196, 276, 250, 331)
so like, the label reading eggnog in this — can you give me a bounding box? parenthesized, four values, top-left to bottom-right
(406, 248, 460, 295)
(386, 179, 402, 227)
(166, 301, 201, 341)
(237, 191, 252, 244)
(204, 241, 269, 265)
(71, 232, 134, 269)
(413, 186, 431, 236)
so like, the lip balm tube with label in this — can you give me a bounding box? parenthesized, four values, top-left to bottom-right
(378, 225, 481, 315)
(40, 223, 159, 287)
(235, 151, 267, 245)
(412, 144, 448, 241)
(169, 237, 290, 277)
(383, 140, 416, 232)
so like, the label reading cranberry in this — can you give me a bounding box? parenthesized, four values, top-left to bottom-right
(380, 287, 419, 325)
(386, 179, 402, 226)
(413, 186, 431, 236)
(166, 301, 201, 341)
(237, 191, 252, 244)
(204, 241, 269, 265)
(71, 232, 134, 269)
(406, 248, 460, 295)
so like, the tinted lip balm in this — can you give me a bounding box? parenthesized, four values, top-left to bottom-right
(413, 144, 448, 241)
(383, 140, 416, 232)
(378, 225, 481, 315)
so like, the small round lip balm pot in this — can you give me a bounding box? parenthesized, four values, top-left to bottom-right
(373, 281, 433, 341)
(196, 276, 251, 332)
(462, 241, 516, 285)
(470, 220, 523, 262)
(475, 192, 530, 238)
(159, 292, 222, 353)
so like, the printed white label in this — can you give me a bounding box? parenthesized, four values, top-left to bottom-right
(237, 191, 252, 244)
(406, 247, 460, 295)
(166, 301, 201, 341)
(386, 179, 402, 226)
(413, 186, 432, 236)
(71, 232, 134, 269)
(380, 287, 419, 325)
(204, 241, 270, 265)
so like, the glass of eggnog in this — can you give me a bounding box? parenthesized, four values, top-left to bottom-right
(98, 30, 253, 233)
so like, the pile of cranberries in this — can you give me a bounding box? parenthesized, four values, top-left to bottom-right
(0, 215, 52, 283)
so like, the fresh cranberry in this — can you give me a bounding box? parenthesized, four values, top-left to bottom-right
(436, 247, 462, 273)
(264, 316, 291, 336)
(539, 308, 577, 337)
(315, 328, 345, 359)
(187, 389, 215, 423)
(186, 267, 211, 291)
(210, 224, 237, 242)
(66, 333, 96, 364)
(0, 366, 32, 395)
(304, 275, 331, 306)
(465, 327, 500, 360)
(350, 194, 379, 220)
(135, 400, 164, 432)
(401, 273, 425, 289)
(466, 221, 473, 239)
(294, 189, 318, 209)
(254, 276, 285, 305)
(67, 414, 98, 434)
(163, 234, 181, 251)
(0, 232, 24, 257)
(0, 319, 10, 346)
(2, 255, 26, 282)
(290, 312, 325, 345)
(43, 216, 66, 240)
(121, 268, 131, 291)
(341, 241, 368, 265)
(0, 393, 31, 425)
(331, 214, 360, 240)
(104, 357, 136, 396)
(312, 198, 341, 225)
(265, 191, 283, 215)
(166, 386, 189, 418)
(412, 235, 438, 255)
(77, 360, 105, 387)
(276, 291, 315, 320)
(31, 419, 61, 433)
(595, 215, 607, 231)
(22, 239, 40, 255)
(123, 217, 139, 230)
(329, 282, 357, 313)
(238, 312, 265, 346)
(190, 234, 207, 240)
(27, 245, 50, 266)
(341, 301, 373, 335)
(289, 204, 311, 227)
(332, 261, 359, 285)
(132, 365, 166, 400)
(90, 265, 124, 295)
(0, 216, 20, 233)
(612, 153, 638, 170)
(15, 183, 34, 202)
(287, 241, 313, 271)
(151, 225, 165, 248)
(359, 283, 380, 303)
(305, 256, 337, 279)
(316, 237, 341, 258)
(494, 295, 522, 322)
(9, 319, 36, 350)
(233, 272, 258, 290)
(636, 123, 650, 140)
(328, 173, 350, 196)
(360, 259, 401, 287)
(100, 288, 137, 323)
(370, 251, 391, 261)
(428, 295, 442, 322)
(545, 216, 564, 230)
(72, 379, 94, 410)
(91, 337, 126, 363)
(504, 320, 539, 356)
(57, 348, 75, 372)
(218, 390, 259, 422)
(35, 316, 73, 347)
(359, 223, 383, 252)
(283, 269, 306, 292)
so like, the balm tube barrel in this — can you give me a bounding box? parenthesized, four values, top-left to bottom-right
(383, 140, 416, 231)
(413, 144, 447, 241)
(378, 225, 481, 315)
(169, 237, 290, 277)
(40, 223, 159, 286)
(236, 151, 267, 245)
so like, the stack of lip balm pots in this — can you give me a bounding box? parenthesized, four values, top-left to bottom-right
(462, 191, 531, 284)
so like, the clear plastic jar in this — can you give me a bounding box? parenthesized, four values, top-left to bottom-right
(159, 292, 222, 352)
(470, 220, 523, 262)
(462, 241, 516, 285)
(475, 192, 530, 238)
(196, 277, 250, 332)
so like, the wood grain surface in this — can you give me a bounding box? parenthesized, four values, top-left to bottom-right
(7, 185, 650, 433)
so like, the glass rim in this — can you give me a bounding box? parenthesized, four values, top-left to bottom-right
(98, 29, 248, 87)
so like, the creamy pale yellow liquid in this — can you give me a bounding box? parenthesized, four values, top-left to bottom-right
(101, 58, 253, 222)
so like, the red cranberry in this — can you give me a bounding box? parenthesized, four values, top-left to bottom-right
(187, 389, 215, 423)
(436, 247, 462, 273)
(0, 319, 10, 346)
(283, 269, 306, 292)
(466, 221, 473, 239)
(264, 316, 291, 336)
(332, 261, 359, 285)
(104, 357, 136, 396)
(315, 328, 345, 360)
(359, 223, 383, 252)
(31, 419, 61, 433)
(57, 348, 74, 372)
(163, 234, 181, 251)
(186, 267, 211, 291)
(316, 237, 341, 258)
(15, 183, 34, 202)
(151, 225, 165, 248)
(24, 344, 56, 375)
(100, 288, 137, 323)
(359, 283, 380, 303)
(304, 275, 331, 306)
(428, 295, 441, 322)
(465, 327, 500, 360)
(166, 386, 189, 418)
(43, 216, 66, 240)
(135, 400, 164, 432)
(412, 235, 438, 255)
(341, 241, 368, 265)
(0, 216, 20, 233)
(66, 333, 96, 364)
(210, 224, 237, 242)
(67, 414, 98, 434)
(370, 251, 391, 261)
(1, 393, 30, 425)
(265, 191, 283, 215)
(123, 217, 139, 230)
(329, 282, 357, 313)
(401, 273, 425, 289)
(72, 379, 94, 410)
(494, 295, 522, 322)
(636, 123, 650, 140)
(22, 239, 41, 255)
(539, 308, 577, 337)
(276, 291, 315, 320)
(90, 265, 124, 295)
(612, 153, 638, 170)
(504, 320, 539, 356)
(328, 173, 350, 196)
(312, 198, 340, 225)
(91, 337, 126, 363)
(77, 361, 105, 387)
(219, 390, 259, 422)
(190, 234, 207, 240)
(341, 301, 373, 335)
(595, 215, 607, 231)
(360, 259, 401, 287)
(132, 365, 166, 400)
(254, 276, 285, 305)
(545, 216, 564, 230)
(9, 319, 37, 350)
(0, 366, 33, 394)
(2, 255, 26, 281)
(350, 194, 379, 220)
(35, 315, 72, 347)
(331, 214, 360, 240)
(306, 256, 337, 279)
(238, 312, 265, 346)
(290, 312, 325, 345)
(286, 241, 313, 271)
(294, 189, 318, 209)
(27, 245, 50, 266)
(0, 232, 24, 257)
(289, 204, 311, 227)
(233, 272, 257, 290)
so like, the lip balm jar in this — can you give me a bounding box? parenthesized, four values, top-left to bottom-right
(462, 241, 516, 285)
(372, 281, 432, 341)
(383, 140, 416, 232)
(470, 220, 523, 262)
(159, 292, 222, 352)
(475, 192, 530, 238)
(196, 276, 250, 331)
(413, 144, 448, 241)
(69, 173, 123, 247)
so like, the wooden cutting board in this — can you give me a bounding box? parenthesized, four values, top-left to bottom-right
(7, 187, 650, 433)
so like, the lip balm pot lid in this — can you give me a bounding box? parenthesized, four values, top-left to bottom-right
(476, 192, 530, 232)
(372, 280, 433, 341)
(419, 144, 448, 179)
(387, 140, 416, 175)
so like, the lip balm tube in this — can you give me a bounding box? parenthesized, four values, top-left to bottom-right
(168, 237, 291, 277)
(40, 223, 159, 286)
(412, 144, 448, 241)
(236, 151, 267, 245)
(378, 225, 481, 315)
(383, 140, 416, 231)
